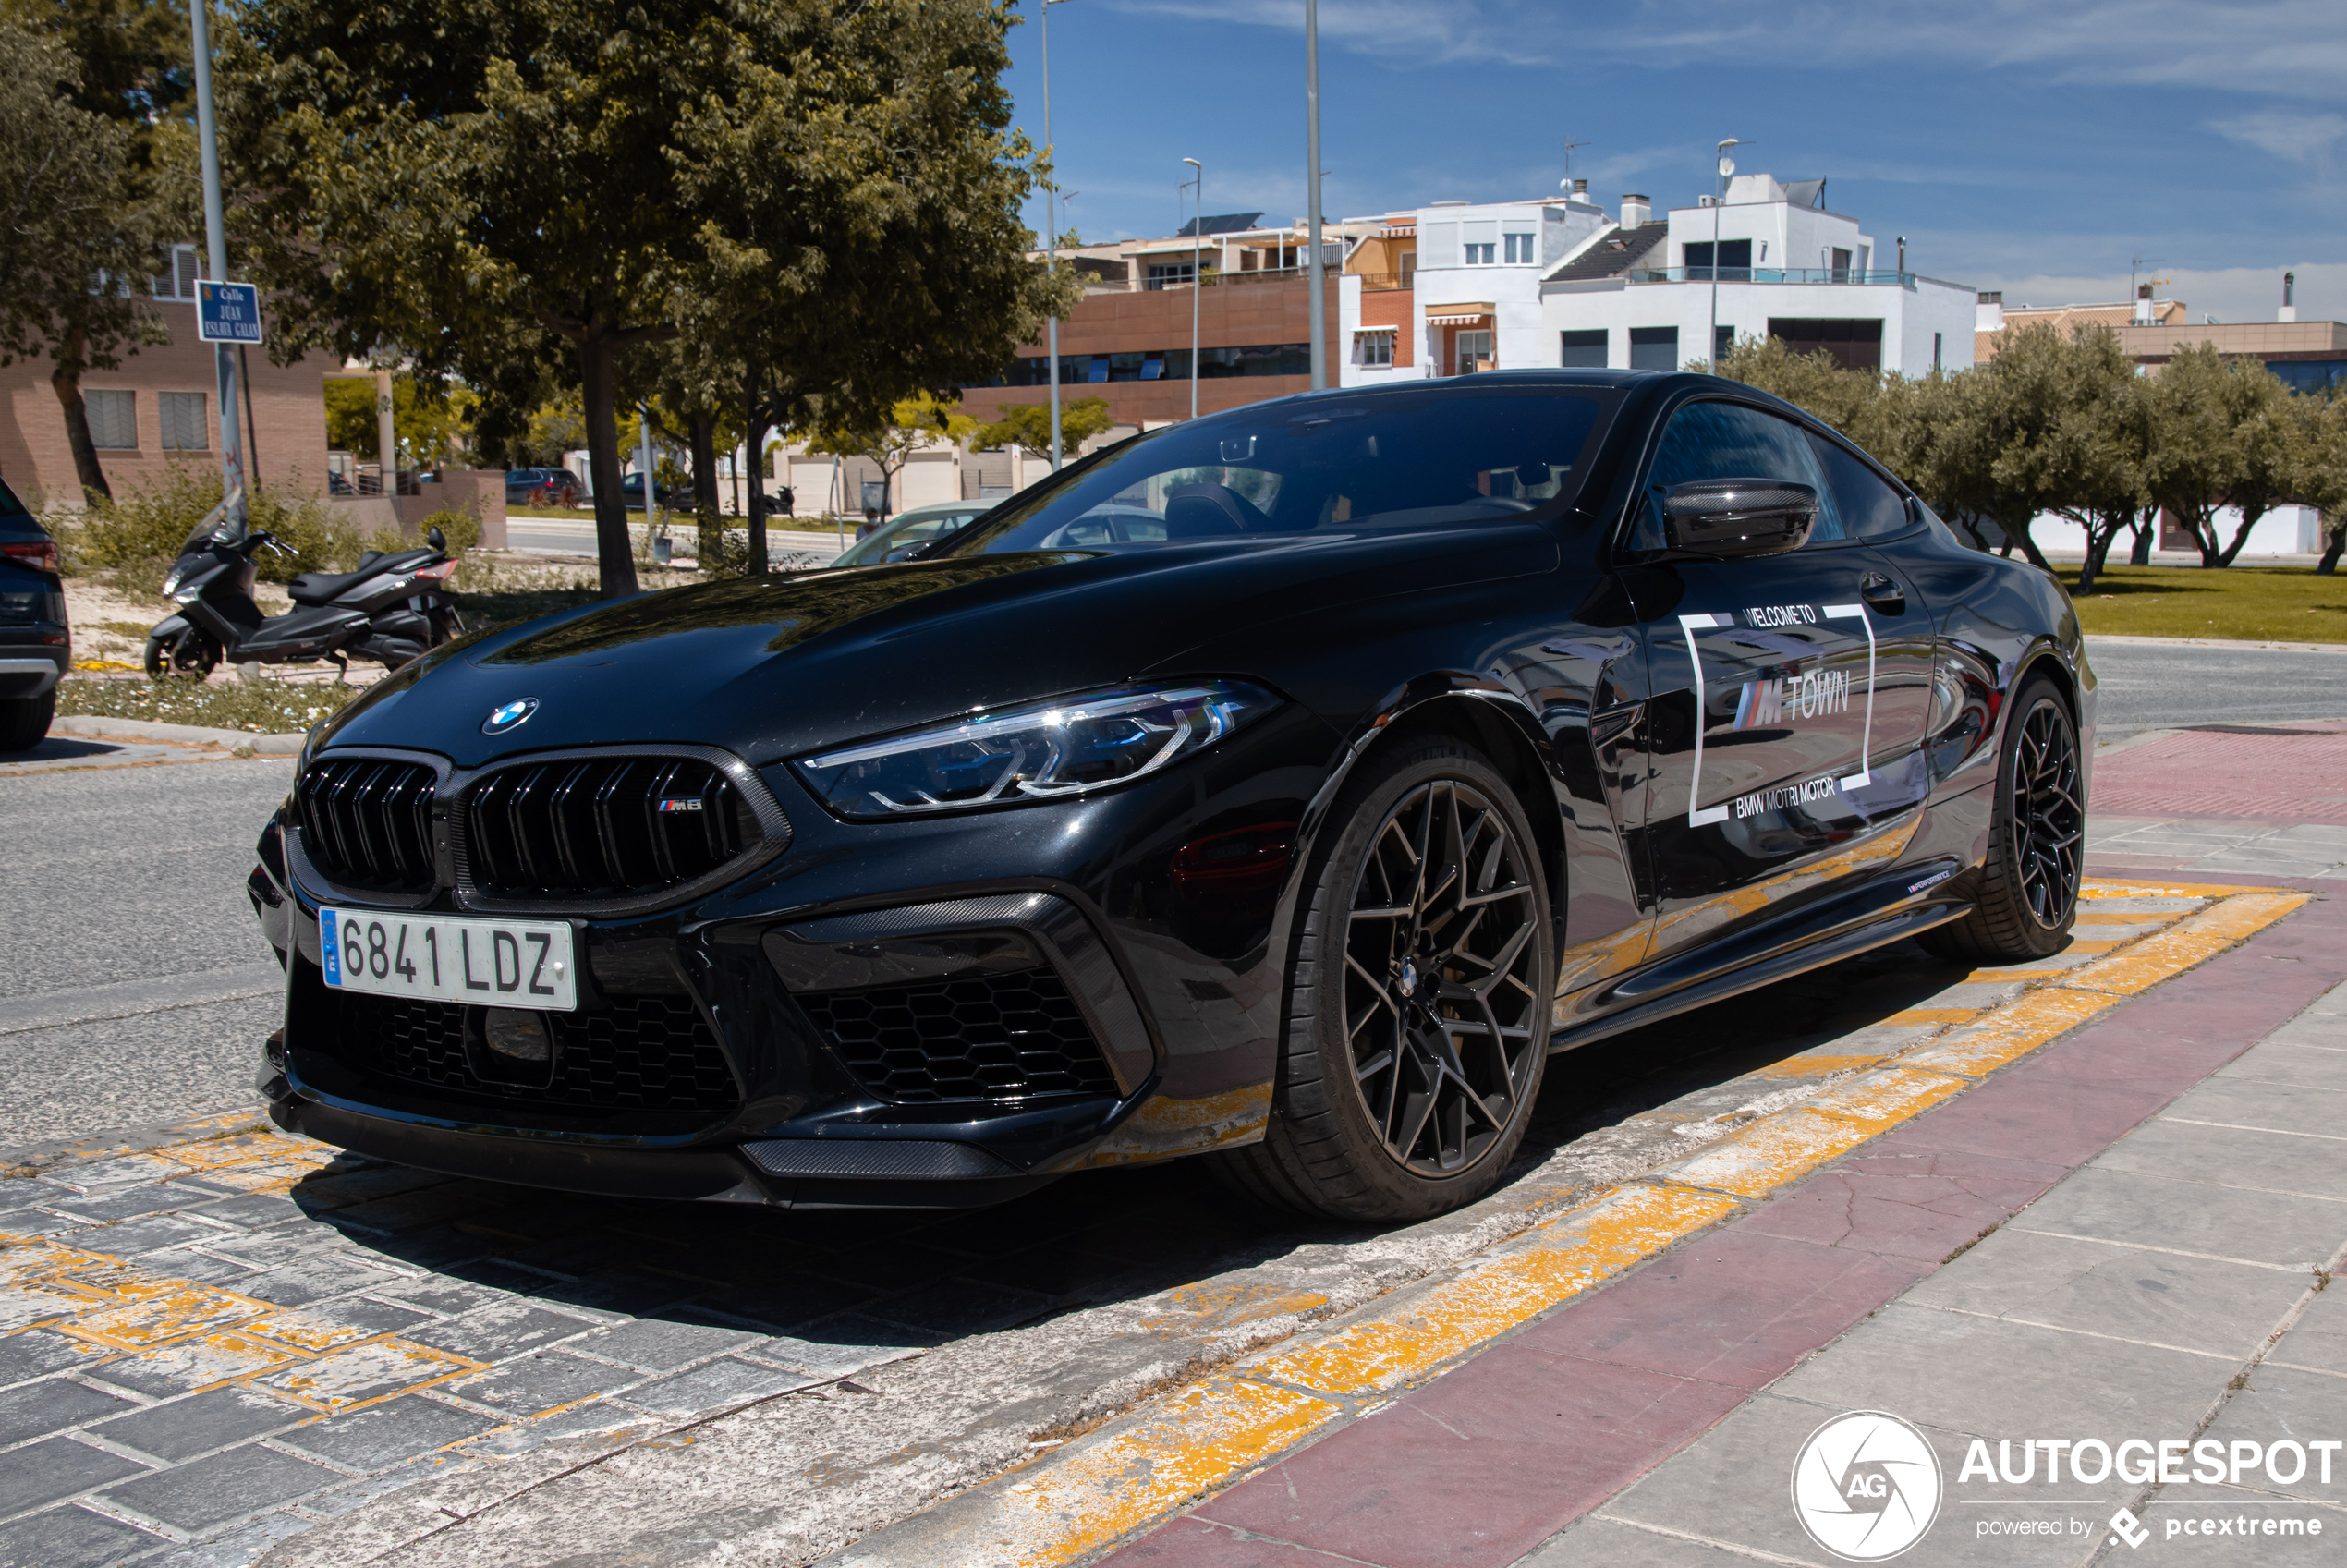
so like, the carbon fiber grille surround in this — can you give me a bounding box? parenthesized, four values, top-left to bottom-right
(296, 757, 438, 893)
(465, 755, 759, 899)
(334, 992, 739, 1116)
(797, 965, 1119, 1103)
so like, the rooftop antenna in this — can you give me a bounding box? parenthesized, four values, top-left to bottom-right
(2130, 252, 2163, 301)
(1562, 134, 1592, 185)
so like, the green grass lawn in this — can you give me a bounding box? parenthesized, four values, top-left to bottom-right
(2065, 564, 2347, 643)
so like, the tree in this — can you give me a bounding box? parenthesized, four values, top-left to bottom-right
(1983, 324, 2149, 592)
(2145, 345, 2272, 570)
(2300, 396, 2347, 575)
(809, 394, 980, 517)
(977, 397, 1116, 463)
(1707, 335, 1881, 440)
(224, 0, 1054, 600)
(0, 19, 179, 502)
(322, 374, 479, 467)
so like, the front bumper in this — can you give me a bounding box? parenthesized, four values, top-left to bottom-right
(251, 709, 1334, 1207)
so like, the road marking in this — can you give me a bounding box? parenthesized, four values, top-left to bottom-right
(912, 881, 2310, 1567)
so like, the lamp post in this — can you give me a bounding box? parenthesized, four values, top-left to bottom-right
(187, 0, 245, 529)
(1708, 138, 1741, 372)
(1183, 158, 1203, 421)
(1304, 0, 1326, 390)
(1041, 0, 1076, 470)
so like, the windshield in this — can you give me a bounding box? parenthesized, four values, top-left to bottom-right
(833, 508, 990, 569)
(939, 386, 1612, 557)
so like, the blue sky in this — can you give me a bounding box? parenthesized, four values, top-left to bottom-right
(1003, 0, 2347, 324)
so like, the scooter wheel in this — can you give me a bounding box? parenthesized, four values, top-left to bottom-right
(145, 632, 220, 679)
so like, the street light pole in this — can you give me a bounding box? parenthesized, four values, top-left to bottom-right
(1305, 0, 1326, 391)
(1041, 0, 1075, 470)
(1183, 159, 1202, 421)
(1709, 137, 1742, 373)
(187, 0, 245, 529)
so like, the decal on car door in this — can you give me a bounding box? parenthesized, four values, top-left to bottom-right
(1675, 602, 1876, 826)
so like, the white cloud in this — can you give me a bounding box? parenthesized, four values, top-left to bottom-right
(2212, 109, 2347, 171)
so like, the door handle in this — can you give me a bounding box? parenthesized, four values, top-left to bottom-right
(1860, 574, 1905, 614)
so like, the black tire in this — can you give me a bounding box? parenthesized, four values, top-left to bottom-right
(144, 630, 220, 679)
(1208, 739, 1554, 1222)
(0, 690, 54, 751)
(1921, 674, 2084, 963)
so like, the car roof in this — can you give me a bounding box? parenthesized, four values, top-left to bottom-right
(887, 501, 990, 524)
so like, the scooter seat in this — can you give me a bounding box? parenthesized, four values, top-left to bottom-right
(286, 550, 437, 606)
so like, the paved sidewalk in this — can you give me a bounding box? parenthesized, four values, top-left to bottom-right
(1105, 892, 2347, 1568)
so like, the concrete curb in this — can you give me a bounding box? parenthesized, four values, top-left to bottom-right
(54, 712, 304, 754)
(2084, 633, 2347, 654)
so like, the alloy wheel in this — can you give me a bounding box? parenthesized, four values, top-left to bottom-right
(2011, 699, 2083, 928)
(1342, 779, 1543, 1176)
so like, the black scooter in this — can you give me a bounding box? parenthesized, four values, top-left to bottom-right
(146, 507, 466, 678)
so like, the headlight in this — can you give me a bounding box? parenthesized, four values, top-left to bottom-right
(795, 679, 1278, 818)
(162, 567, 184, 595)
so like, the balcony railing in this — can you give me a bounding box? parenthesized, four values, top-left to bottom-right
(1629, 267, 1919, 286)
(1067, 265, 1321, 296)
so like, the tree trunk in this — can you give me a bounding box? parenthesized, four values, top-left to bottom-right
(2129, 517, 2155, 565)
(2076, 526, 2111, 594)
(576, 334, 639, 598)
(2219, 504, 2269, 568)
(50, 337, 112, 504)
(689, 411, 723, 570)
(744, 367, 768, 576)
(2318, 517, 2343, 576)
(2001, 518, 2052, 572)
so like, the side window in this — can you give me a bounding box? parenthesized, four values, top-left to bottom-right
(1627, 401, 1845, 551)
(1806, 432, 1911, 541)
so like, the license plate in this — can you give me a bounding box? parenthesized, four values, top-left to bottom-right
(321, 908, 578, 1011)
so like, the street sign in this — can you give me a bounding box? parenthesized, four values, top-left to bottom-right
(196, 281, 263, 345)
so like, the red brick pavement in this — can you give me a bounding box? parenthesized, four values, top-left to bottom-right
(2091, 726, 2347, 822)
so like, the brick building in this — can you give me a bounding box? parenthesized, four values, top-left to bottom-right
(0, 261, 335, 511)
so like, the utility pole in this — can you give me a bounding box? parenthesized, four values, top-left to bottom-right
(1041, 0, 1076, 469)
(1184, 160, 1203, 420)
(1304, 0, 1326, 391)
(1709, 138, 1743, 372)
(187, 0, 245, 529)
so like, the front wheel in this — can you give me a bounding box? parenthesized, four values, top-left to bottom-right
(1921, 674, 2083, 963)
(1209, 740, 1554, 1222)
(144, 629, 221, 679)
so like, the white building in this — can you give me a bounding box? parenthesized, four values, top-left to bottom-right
(1338, 175, 1975, 385)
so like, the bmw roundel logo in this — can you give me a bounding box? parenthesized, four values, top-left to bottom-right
(482, 697, 540, 735)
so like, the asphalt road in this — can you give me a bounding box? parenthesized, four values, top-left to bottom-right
(2086, 636, 2347, 735)
(0, 750, 291, 1149)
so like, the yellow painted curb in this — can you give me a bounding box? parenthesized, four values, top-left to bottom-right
(979, 1377, 1342, 1568)
(1246, 1184, 1737, 1397)
(941, 880, 2313, 1566)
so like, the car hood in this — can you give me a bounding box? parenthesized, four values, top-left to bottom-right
(315, 526, 1558, 768)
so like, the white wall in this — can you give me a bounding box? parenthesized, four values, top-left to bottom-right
(1538, 274, 1974, 377)
(2028, 505, 2322, 557)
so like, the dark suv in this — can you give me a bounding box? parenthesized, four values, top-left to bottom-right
(0, 480, 67, 749)
(505, 468, 582, 508)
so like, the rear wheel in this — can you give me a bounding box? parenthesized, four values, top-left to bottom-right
(0, 690, 54, 751)
(1922, 674, 2083, 963)
(1209, 740, 1553, 1222)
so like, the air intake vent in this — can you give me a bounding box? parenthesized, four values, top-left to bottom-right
(336, 992, 739, 1118)
(296, 757, 439, 893)
(797, 966, 1120, 1104)
(465, 755, 760, 900)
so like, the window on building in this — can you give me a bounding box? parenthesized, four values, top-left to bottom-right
(1767, 317, 1883, 372)
(1933, 332, 1943, 371)
(85, 390, 136, 449)
(159, 392, 207, 451)
(1502, 233, 1537, 264)
(1399, 250, 1417, 286)
(1628, 326, 1679, 372)
(1715, 324, 1734, 365)
(1682, 240, 1751, 278)
(1146, 261, 1198, 290)
(1463, 242, 1496, 265)
(1355, 331, 1394, 368)
(1829, 248, 1853, 279)
(1453, 330, 1493, 374)
(152, 245, 201, 302)
(1560, 329, 1607, 369)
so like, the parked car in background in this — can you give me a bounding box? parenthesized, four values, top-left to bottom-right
(828, 501, 993, 567)
(505, 468, 582, 508)
(614, 472, 688, 509)
(0, 480, 67, 750)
